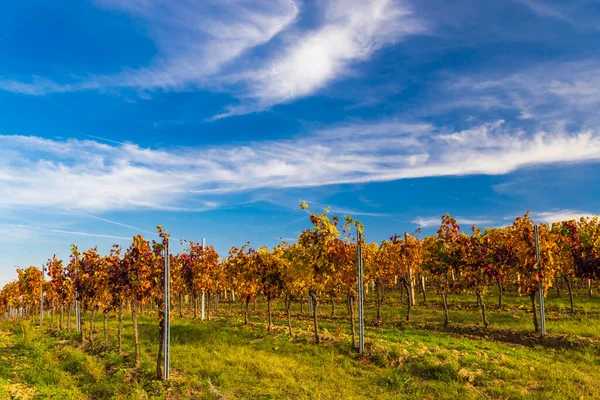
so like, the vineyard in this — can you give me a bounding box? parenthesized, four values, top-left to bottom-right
(1, 203, 600, 399)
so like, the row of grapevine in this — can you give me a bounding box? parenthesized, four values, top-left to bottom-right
(1, 205, 599, 379)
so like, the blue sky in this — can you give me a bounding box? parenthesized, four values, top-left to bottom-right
(1, 0, 600, 284)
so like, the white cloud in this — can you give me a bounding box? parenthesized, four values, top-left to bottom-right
(512, 0, 575, 24)
(512, 0, 600, 29)
(0, 0, 425, 116)
(411, 216, 492, 228)
(47, 229, 131, 241)
(411, 217, 440, 228)
(449, 61, 600, 127)
(63, 209, 158, 236)
(0, 0, 299, 94)
(459, 218, 494, 226)
(0, 224, 36, 243)
(214, 0, 424, 117)
(2, 119, 600, 212)
(532, 210, 597, 224)
(0, 222, 132, 243)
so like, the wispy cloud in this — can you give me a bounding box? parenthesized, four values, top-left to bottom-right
(411, 216, 493, 228)
(0, 0, 299, 95)
(2, 118, 600, 212)
(247, 195, 391, 217)
(0, 0, 425, 118)
(442, 194, 460, 201)
(511, 0, 600, 29)
(48, 229, 131, 241)
(212, 0, 425, 118)
(460, 218, 494, 226)
(0, 222, 132, 243)
(304, 201, 392, 217)
(512, 0, 575, 24)
(279, 237, 298, 243)
(0, 223, 36, 243)
(410, 217, 440, 228)
(448, 61, 600, 127)
(531, 210, 597, 224)
(62, 209, 158, 236)
(357, 194, 380, 208)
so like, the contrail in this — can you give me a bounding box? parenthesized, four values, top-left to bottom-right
(49, 229, 131, 241)
(62, 208, 158, 236)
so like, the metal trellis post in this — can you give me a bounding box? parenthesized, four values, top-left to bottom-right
(75, 253, 81, 332)
(357, 230, 365, 354)
(534, 224, 546, 335)
(163, 238, 171, 380)
(201, 238, 206, 321)
(40, 265, 44, 326)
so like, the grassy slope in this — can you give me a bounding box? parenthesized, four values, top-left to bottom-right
(0, 289, 599, 399)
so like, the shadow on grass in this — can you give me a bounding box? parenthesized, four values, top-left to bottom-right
(420, 323, 600, 353)
(134, 318, 264, 348)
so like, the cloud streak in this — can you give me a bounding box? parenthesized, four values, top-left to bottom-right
(511, 0, 600, 29)
(411, 216, 493, 228)
(512, 0, 575, 24)
(0, 224, 37, 244)
(448, 61, 600, 127)
(0, 0, 299, 95)
(304, 201, 392, 217)
(0, 0, 424, 117)
(532, 210, 597, 224)
(3, 118, 600, 212)
(0, 223, 133, 243)
(213, 0, 424, 118)
(62, 209, 158, 236)
(47, 229, 131, 241)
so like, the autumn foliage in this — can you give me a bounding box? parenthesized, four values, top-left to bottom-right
(1, 204, 599, 371)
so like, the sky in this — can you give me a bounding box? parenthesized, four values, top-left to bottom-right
(1, 0, 600, 285)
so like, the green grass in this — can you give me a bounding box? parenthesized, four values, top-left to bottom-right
(1, 288, 599, 399)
